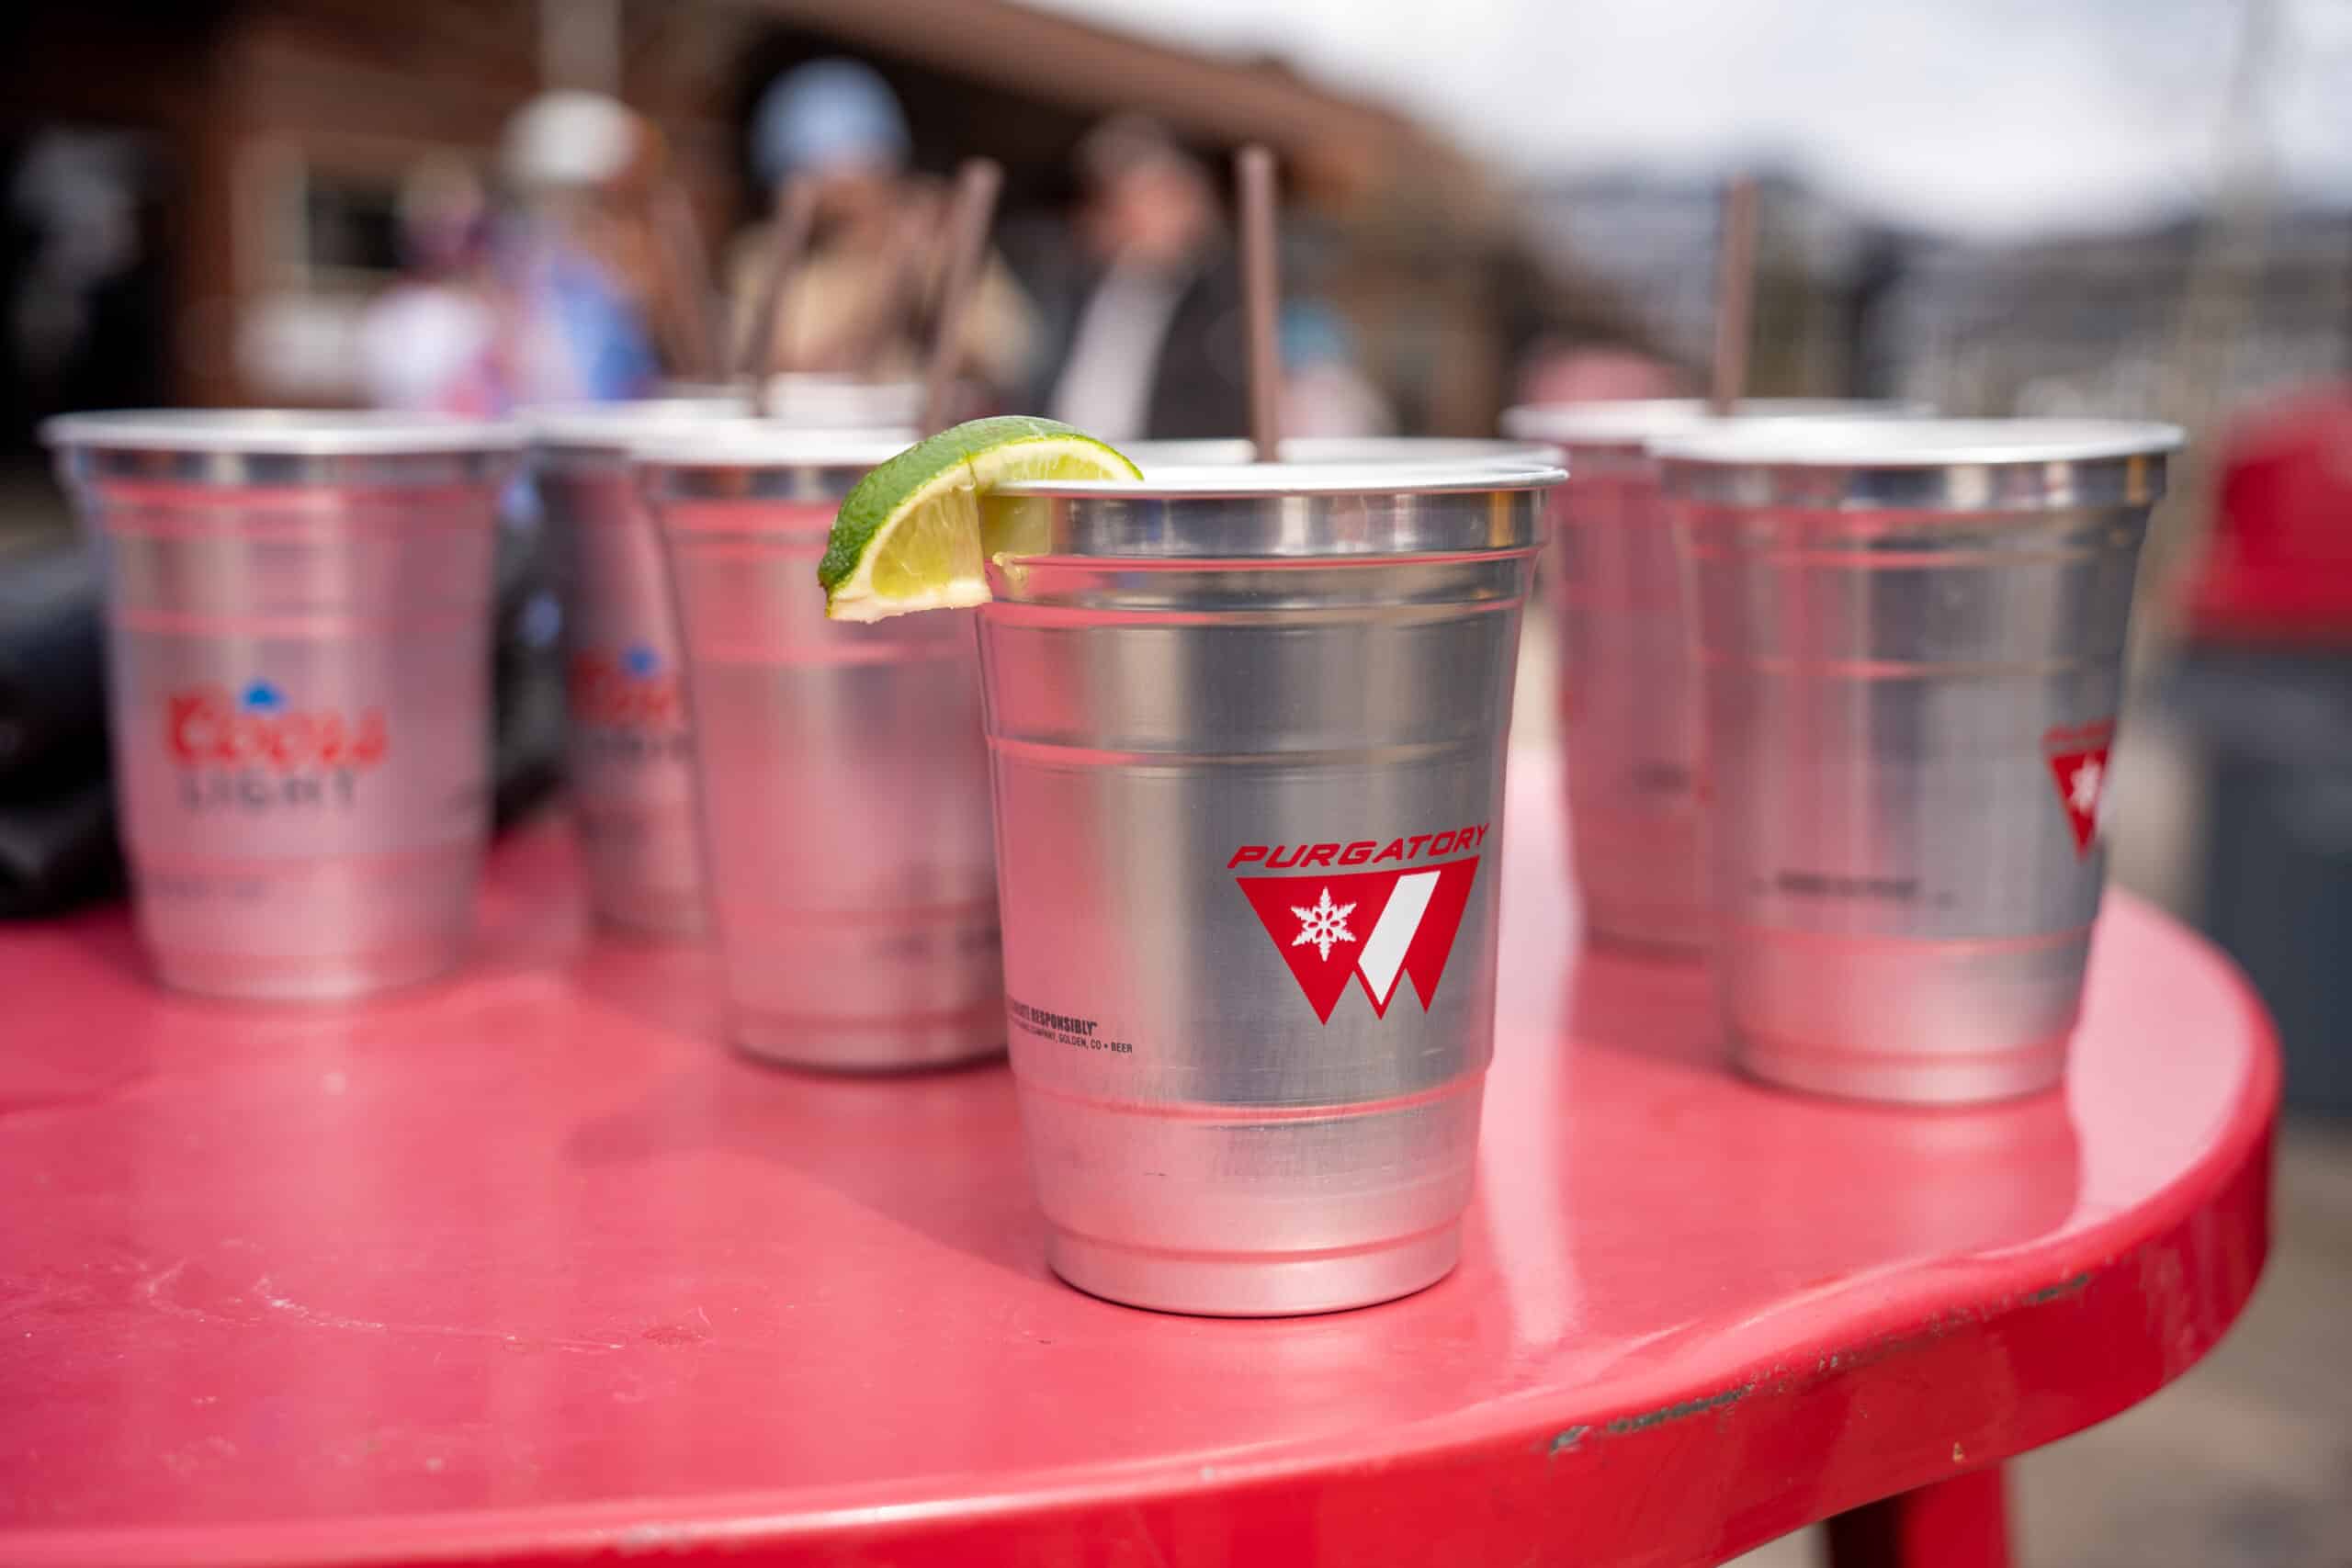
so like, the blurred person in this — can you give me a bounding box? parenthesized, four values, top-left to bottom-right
(726, 58, 1035, 396)
(494, 89, 664, 406)
(1279, 299, 1396, 438)
(6, 130, 165, 417)
(1038, 117, 1245, 441)
(583, 112, 726, 382)
(356, 157, 503, 415)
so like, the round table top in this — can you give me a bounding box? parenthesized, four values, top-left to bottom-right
(0, 750, 2277, 1568)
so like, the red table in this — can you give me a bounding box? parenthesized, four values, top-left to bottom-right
(0, 751, 2276, 1568)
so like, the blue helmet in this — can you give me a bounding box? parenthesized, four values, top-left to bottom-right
(751, 59, 911, 188)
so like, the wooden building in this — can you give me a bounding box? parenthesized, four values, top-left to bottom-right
(3, 0, 1641, 432)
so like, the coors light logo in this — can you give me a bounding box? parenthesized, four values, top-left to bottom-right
(166, 680, 388, 811)
(568, 644, 687, 761)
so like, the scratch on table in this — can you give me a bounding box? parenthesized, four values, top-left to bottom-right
(0, 1273, 96, 1325)
(2020, 1270, 2093, 1306)
(252, 1277, 626, 1354)
(1547, 1382, 1754, 1461)
(1605, 1383, 1753, 1437)
(137, 1260, 232, 1324)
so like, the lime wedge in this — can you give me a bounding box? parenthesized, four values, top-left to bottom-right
(820, 416, 1142, 622)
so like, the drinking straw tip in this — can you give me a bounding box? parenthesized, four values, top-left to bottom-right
(1710, 175, 1758, 415)
(1235, 146, 1284, 460)
(920, 159, 1007, 434)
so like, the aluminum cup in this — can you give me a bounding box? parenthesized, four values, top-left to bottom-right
(526, 398, 746, 938)
(1501, 400, 1918, 953)
(634, 423, 1003, 1070)
(1657, 417, 2183, 1104)
(42, 410, 518, 1000)
(977, 453, 1563, 1315)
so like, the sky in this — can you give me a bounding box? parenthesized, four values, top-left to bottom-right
(1023, 0, 2352, 238)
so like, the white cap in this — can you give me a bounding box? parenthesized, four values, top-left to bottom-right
(502, 91, 638, 191)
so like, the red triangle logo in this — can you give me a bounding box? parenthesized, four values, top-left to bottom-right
(2043, 723, 2114, 857)
(1398, 859, 1480, 1011)
(1235, 858, 1481, 1023)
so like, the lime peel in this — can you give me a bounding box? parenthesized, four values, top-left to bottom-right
(820, 416, 1141, 623)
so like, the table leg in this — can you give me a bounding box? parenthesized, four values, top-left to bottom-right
(1825, 1466, 2010, 1568)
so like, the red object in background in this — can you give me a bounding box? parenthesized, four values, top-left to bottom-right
(2184, 383, 2352, 645)
(0, 751, 2276, 1568)
(1826, 1469, 2012, 1568)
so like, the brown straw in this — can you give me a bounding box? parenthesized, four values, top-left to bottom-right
(650, 181, 725, 381)
(1709, 175, 1758, 414)
(920, 159, 1004, 434)
(736, 174, 817, 385)
(1236, 145, 1284, 460)
(832, 194, 934, 378)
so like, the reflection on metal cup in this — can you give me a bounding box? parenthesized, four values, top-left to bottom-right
(42, 410, 518, 1000)
(635, 423, 1001, 1070)
(1657, 417, 2182, 1104)
(976, 454, 1561, 1315)
(526, 398, 743, 938)
(1502, 400, 1917, 953)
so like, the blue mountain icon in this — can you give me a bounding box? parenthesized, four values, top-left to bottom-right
(242, 680, 285, 713)
(621, 644, 661, 678)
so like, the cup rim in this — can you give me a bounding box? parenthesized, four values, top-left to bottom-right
(522, 397, 752, 450)
(628, 420, 918, 470)
(1500, 399, 1928, 451)
(1652, 416, 2185, 469)
(40, 409, 523, 456)
(994, 457, 1566, 500)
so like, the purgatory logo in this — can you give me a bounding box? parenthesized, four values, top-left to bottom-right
(1229, 827, 1486, 1023)
(2043, 719, 2114, 858)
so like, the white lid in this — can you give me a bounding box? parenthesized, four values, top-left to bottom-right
(1652, 417, 2185, 468)
(1124, 437, 1560, 472)
(995, 458, 1565, 500)
(522, 397, 751, 450)
(628, 420, 916, 470)
(1500, 399, 1919, 450)
(41, 409, 522, 456)
(761, 375, 926, 427)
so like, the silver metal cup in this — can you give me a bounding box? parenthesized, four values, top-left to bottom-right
(526, 398, 745, 938)
(635, 423, 1003, 1070)
(1501, 400, 1917, 953)
(42, 410, 518, 1000)
(977, 455, 1562, 1315)
(1657, 417, 2183, 1104)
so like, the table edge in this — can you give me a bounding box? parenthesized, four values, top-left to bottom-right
(5, 899, 2282, 1568)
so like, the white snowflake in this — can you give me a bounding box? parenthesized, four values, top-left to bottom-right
(2069, 758, 2104, 816)
(1291, 887, 1358, 962)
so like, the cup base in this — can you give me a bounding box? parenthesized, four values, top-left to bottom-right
(1721, 922, 2090, 1106)
(1581, 900, 1712, 958)
(149, 936, 467, 1004)
(594, 900, 708, 942)
(1736, 1029, 2070, 1106)
(575, 810, 707, 942)
(1569, 801, 1708, 953)
(1046, 1222, 1461, 1317)
(731, 1004, 1004, 1073)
